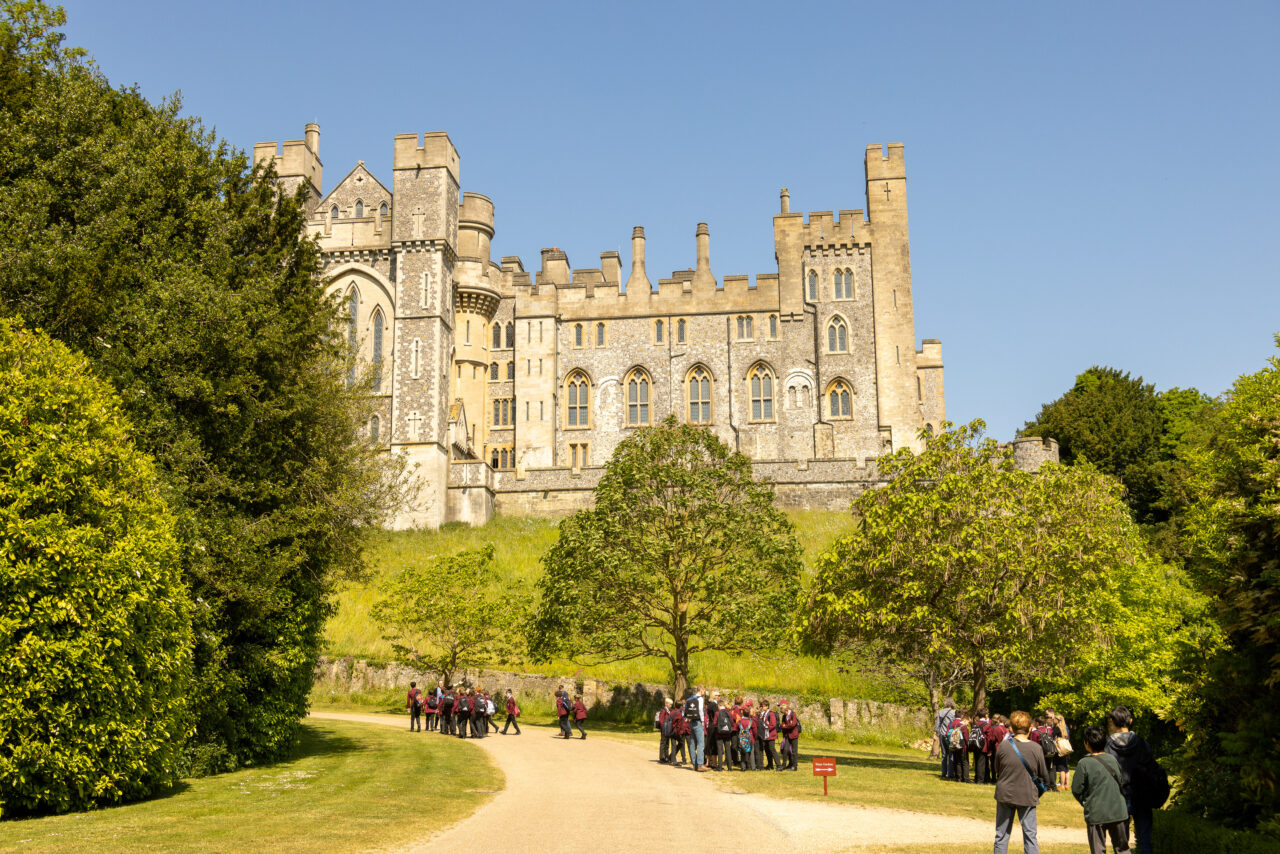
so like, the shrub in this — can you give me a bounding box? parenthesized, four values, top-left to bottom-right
(0, 319, 193, 815)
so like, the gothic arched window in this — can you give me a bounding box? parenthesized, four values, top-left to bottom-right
(769, 315, 778, 338)
(331, 204, 339, 221)
(677, 319, 687, 343)
(490, 362, 499, 381)
(370, 308, 384, 392)
(507, 361, 515, 380)
(566, 371, 590, 427)
(505, 322, 515, 349)
(687, 366, 711, 424)
(380, 202, 388, 219)
(655, 319, 664, 343)
(574, 323, 583, 348)
(827, 316, 848, 353)
(596, 322, 605, 346)
(626, 368, 651, 426)
(827, 379, 852, 418)
(493, 323, 502, 349)
(411, 338, 422, 379)
(492, 449, 500, 469)
(748, 363, 775, 421)
(844, 268, 855, 299)
(808, 270, 818, 301)
(369, 415, 380, 442)
(355, 200, 364, 218)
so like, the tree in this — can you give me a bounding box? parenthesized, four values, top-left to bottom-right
(371, 546, 523, 686)
(804, 421, 1147, 712)
(0, 318, 193, 815)
(529, 417, 802, 699)
(0, 2, 400, 771)
(1021, 366, 1165, 522)
(1175, 337, 1280, 830)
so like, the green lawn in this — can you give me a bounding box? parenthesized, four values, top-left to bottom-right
(0, 719, 500, 854)
(323, 511, 919, 703)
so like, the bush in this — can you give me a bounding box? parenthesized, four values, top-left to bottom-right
(0, 319, 193, 815)
(1154, 810, 1280, 854)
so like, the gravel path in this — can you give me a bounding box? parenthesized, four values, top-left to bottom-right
(313, 712, 1083, 852)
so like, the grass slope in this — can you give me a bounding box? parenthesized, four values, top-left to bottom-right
(0, 719, 499, 854)
(323, 510, 915, 703)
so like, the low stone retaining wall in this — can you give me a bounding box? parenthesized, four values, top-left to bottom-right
(314, 656, 931, 735)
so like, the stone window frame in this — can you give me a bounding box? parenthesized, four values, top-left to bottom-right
(746, 361, 776, 423)
(492, 322, 502, 350)
(379, 202, 389, 219)
(826, 378, 854, 419)
(624, 367, 653, 427)
(370, 307, 385, 393)
(676, 318, 687, 344)
(653, 318, 665, 345)
(489, 362, 500, 381)
(769, 314, 779, 339)
(564, 370, 592, 429)
(807, 269, 818, 301)
(569, 442, 590, 470)
(369, 415, 380, 443)
(595, 321, 606, 347)
(505, 322, 515, 349)
(492, 397, 514, 427)
(507, 361, 515, 380)
(735, 315, 754, 341)
(827, 313, 849, 353)
(686, 364, 713, 425)
(331, 204, 340, 221)
(573, 323, 585, 349)
(354, 199, 365, 218)
(344, 285, 359, 388)
(833, 267, 856, 301)
(490, 445, 515, 471)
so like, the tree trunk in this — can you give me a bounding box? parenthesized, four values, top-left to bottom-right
(972, 654, 987, 714)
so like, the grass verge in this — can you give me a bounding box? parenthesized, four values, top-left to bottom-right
(0, 718, 500, 854)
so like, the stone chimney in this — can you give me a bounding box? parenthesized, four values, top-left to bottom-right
(305, 122, 320, 155)
(625, 226, 651, 292)
(693, 222, 715, 288)
(780, 188, 790, 214)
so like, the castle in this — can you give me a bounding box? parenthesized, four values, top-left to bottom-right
(254, 125, 1055, 528)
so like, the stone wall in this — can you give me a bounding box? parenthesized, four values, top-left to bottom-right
(313, 656, 931, 735)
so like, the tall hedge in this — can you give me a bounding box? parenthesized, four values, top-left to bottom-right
(0, 318, 193, 816)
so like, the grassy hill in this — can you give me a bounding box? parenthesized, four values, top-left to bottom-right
(323, 510, 923, 704)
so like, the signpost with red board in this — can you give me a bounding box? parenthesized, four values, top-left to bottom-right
(811, 757, 837, 795)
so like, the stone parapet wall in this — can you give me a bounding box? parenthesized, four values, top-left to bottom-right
(314, 656, 930, 734)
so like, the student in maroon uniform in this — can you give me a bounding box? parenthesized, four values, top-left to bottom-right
(453, 688, 472, 738)
(988, 714, 1010, 784)
(572, 694, 588, 739)
(704, 692, 722, 770)
(423, 682, 439, 731)
(712, 696, 734, 771)
(555, 688, 573, 738)
(947, 711, 971, 782)
(502, 688, 521, 735)
(440, 685, 456, 735)
(669, 703, 689, 765)
(735, 706, 758, 771)
(471, 688, 487, 739)
(657, 698, 675, 763)
(973, 708, 993, 784)
(778, 699, 800, 771)
(757, 700, 780, 771)
(406, 682, 423, 732)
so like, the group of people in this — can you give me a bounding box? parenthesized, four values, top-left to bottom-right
(405, 680, 523, 737)
(554, 687, 590, 738)
(654, 687, 802, 772)
(934, 701, 1168, 854)
(934, 701, 1072, 791)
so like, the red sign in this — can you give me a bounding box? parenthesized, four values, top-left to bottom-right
(811, 757, 837, 794)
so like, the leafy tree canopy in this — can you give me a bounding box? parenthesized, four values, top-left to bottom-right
(805, 420, 1149, 713)
(0, 318, 192, 816)
(372, 545, 524, 687)
(529, 417, 802, 699)
(0, 1, 400, 771)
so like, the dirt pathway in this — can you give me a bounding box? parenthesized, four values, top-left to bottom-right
(313, 712, 1083, 852)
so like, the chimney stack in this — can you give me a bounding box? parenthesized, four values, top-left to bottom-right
(305, 122, 320, 155)
(780, 188, 790, 214)
(693, 222, 715, 287)
(625, 226, 651, 292)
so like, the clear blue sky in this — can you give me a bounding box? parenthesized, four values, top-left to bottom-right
(59, 0, 1279, 440)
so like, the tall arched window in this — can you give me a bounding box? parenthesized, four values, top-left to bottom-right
(769, 315, 778, 338)
(688, 366, 711, 424)
(370, 308, 384, 392)
(574, 323, 584, 347)
(501, 449, 509, 469)
(626, 369, 651, 426)
(355, 200, 364, 218)
(736, 315, 753, 340)
(493, 322, 502, 349)
(748, 364, 775, 421)
(507, 361, 515, 380)
(808, 270, 818, 301)
(492, 449, 500, 469)
(369, 415, 380, 442)
(493, 399, 501, 426)
(345, 288, 359, 387)
(827, 316, 848, 352)
(827, 379, 852, 418)
(677, 319, 687, 343)
(655, 319, 664, 343)
(566, 371, 590, 427)
(331, 204, 339, 221)
(379, 202, 388, 219)
(505, 322, 515, 348)
(596, 322, 605, 346)
(490, 362, 499, 381)
(844, 268, 855, 299)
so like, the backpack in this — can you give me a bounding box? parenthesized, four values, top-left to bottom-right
(409, 689, 422, 711)
(968, 723, 987, 751)
(715, 709, 733, 736)
(760, 711, 776, 738)
(737, 720, 753, 754)
(456, 696, 470, 715)
(654, 710, 663, 731)
(442, 692, 454, 711)
(1134, 756, 1172, 809)
(683, 696, 700, 722)
(1041, 729, 1059, 760)
(486, 698, 496, 716)
(660, 711, 673, 738)
(948, 724, 966, 751)
(426, 692, 439, 710)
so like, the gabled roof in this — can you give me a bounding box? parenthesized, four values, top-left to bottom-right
(317, 161, 392, 207)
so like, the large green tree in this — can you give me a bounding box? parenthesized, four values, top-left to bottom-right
(804, 421, 1148, 712)
(0, 318, 192, 815)
(0, 2, 398, 771)
(372, 546, 524, 686)
(1175, 337, 1280, 831)
(529, 417, 802, 699)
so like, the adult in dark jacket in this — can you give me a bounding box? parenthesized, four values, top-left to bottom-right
(406, 682, 423, 732)
(757, 701, 780, 771)
(1104, 705, 1159, 854)
(705, 693, 721, 770)
(555, 689, 573, 738)
(992, 710, 1051, 854)
(657, 698, 675, 763)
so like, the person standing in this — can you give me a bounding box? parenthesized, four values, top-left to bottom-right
(502, 689, 522, 734)
(705, 692, 721, 770)
(424, 681, 440, 731)
(778, 699, 800, 771)
(992, 710, 1050, 854)
(572, 694, 588, 739)
(935, 698, 957, 780)
(406, 682, 423, 732)
(471, 687, 487, 739)
(713, 698, 734, 771)
(453, 689, 471, 738)
(683, 687, 706, 771)
(972, 708, 992, 784)
(669, 703, 689, 766)
(948, 711, 971, 783)
(1072, 727, 1132, 854)
(657, 698, 675, 763)
(440, 685, 455, 735)
(1105, 705, 1167, 854)
(757, 700, 780, 771)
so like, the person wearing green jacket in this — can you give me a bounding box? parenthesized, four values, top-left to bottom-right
(1071, 726, 1131, 854)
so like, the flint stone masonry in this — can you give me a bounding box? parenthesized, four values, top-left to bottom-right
(314, 656, 931, 734)
(251, 126, 1050, 529)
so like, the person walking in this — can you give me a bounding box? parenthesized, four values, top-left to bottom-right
(935, 698, 957, 780)
(572, 694, 588, 739)
(992, 710, 1051, 854)
(556, 689, 573, 738)
(406, 682, 423, 732)
(778, 699, 800, 771)
(1072, 726, 1131, 854)
(1105, 705, 1168, 854)
(502, 689, 522, 735)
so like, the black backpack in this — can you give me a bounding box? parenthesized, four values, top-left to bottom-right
(426, 692, 439, 710)
(1135, 756, 1172, 809)
(1041, 730, 1059, 760)
(968, 723, 987, 751)
(683, 696, 700, 722)
(456, 696, 470, 715)
(716, 709, 733, 736)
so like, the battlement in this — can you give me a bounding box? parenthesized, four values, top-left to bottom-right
(253, 124, 322, 195)
(801, 210, 869, 248)
(1009, 436, 1060, 472)
(393, 131, 460, 184)
(864, 142, 906, 181)
(917, 339, 943, 367)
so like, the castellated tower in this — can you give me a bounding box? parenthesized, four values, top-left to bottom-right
(256, 124, 980, 528)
